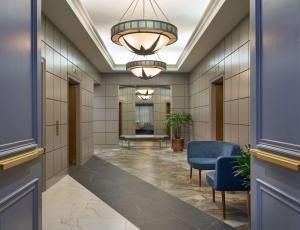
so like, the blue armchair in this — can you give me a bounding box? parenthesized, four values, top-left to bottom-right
(187, 141, 240, 186)
(206, 156, 249, 219)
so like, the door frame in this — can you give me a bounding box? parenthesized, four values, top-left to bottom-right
(41, 57, 46, 191)
(68, 75, 81, 166)
(119, 102, 122, 137)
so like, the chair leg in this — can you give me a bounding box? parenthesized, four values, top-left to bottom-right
(247, 191, 251, 222)
(212, 188, 215, 203)
(199, 170, 201, 187)
(222, 191, 226, 219)
(190, 167, 192, 180)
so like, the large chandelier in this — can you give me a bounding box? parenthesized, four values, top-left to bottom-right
(111, 0, 178, 55)
(136, 88, 154, 100)
(127, 60, 166, 80)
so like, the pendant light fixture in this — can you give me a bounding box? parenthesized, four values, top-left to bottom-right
(111, 0, 178, 55)
(127, 59, 166, 80)
(136, 88, 154, 100)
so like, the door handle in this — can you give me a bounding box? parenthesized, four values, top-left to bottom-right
(251, 149, 300, 171)
(0, 148, 44, 170)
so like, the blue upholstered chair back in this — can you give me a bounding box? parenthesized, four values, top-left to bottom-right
(187, 141, 241, 160)
(214, 156, 248, 191)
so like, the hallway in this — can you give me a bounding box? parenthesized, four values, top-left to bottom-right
(1, 0, 300, 229)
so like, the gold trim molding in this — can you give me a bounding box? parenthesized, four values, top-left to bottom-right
(0, 148, 44, 171)
(250, 149, 300, 171)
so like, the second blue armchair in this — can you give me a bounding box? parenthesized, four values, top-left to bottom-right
(187, 141, 240, 186)
(206, 156, 249, 219)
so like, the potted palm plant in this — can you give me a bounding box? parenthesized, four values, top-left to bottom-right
(165, 112, 192, 152)
(233, 144, 251, 220)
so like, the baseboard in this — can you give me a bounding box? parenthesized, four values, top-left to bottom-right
(45, 168, 68, 190)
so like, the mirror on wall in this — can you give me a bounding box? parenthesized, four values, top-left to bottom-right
(119, 85, 171, 136)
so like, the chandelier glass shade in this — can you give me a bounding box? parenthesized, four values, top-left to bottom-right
(111, 0, 178, 55)
(126, 60, 166, 80)
(111, 20, 177, 55)
(136, 88, 154, 100)
(137, 95, 152, 100)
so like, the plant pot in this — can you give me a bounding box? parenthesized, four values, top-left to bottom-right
(172, 138, 184, 152)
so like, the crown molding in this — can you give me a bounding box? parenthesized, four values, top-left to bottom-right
(66, 0, 115, 69)
(66, 0, 225, 72)
(176, 0, 225, 68)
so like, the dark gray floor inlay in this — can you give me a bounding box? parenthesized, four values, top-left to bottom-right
(70, 157, 234, 230)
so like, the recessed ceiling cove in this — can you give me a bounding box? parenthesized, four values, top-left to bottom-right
(80, 0, 211, 65)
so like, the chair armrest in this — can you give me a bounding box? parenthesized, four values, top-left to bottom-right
(214, 156, 246, 191)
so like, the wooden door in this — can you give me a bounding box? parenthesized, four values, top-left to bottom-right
(215, 84, 223, 141)
(68, 84, 77, 165)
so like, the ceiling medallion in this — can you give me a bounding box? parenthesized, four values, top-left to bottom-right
(136, 88, 154, 100)
(127, 60, 166, 80)
(111, 0, 178, 55)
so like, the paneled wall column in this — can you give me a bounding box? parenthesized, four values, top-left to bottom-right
(41, 15, 100, 188)
(189, 16, 250, 147)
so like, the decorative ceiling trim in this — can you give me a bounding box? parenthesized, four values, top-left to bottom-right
(66, 0, 115, 68)
(66, 0, 225, 72)
(176, 0, 225, 68)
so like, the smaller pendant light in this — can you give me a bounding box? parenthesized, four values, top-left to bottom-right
(127, 60, 166, 80)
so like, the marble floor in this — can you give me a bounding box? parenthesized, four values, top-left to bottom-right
(42, 175, 139, 230)
(94, 145, 249, 229)
(70, 156, 234, 230)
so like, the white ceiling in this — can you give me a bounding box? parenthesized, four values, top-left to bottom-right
(42, 0, 249, 73)
(80, 0, 211, 65)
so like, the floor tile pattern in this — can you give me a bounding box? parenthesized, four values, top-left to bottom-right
(94, 146, 249, 229)
(42, 175, 138, 230)
(70, 156, 235, 230)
